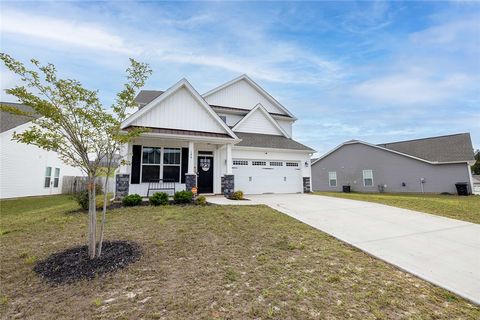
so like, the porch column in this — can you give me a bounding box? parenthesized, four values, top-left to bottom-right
(188, 141, 195, 173)
(226, 143, 233, 174)
(185, 141, 196, 193)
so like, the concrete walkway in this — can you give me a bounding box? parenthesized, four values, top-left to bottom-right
(207, 193, 480, 305)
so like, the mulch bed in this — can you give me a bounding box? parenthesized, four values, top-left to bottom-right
(34, 240, 142, 284)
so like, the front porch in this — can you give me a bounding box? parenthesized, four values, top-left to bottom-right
(115, 133, 235, 198)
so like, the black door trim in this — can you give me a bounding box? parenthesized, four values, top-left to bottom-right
(197, 154, 214, 194)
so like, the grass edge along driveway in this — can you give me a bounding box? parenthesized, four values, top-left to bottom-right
(313, 192, 480, 224)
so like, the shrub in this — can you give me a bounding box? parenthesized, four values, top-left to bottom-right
(196, 195, 207, 206)
(174, 190, 193, 204)
(149, 192, 169, 206)
(230, 190, 244, 200)
(73, 190, 89, 210)
(122, 194, 143, 207)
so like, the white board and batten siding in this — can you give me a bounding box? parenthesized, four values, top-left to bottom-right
(234, 108, 283, 136)
(276, 119, 293, 137)
(204, 79, 285, 115)
(0, 122, 83, 199)
(215, 113, 244, 127)
(131, 87, 226, 134)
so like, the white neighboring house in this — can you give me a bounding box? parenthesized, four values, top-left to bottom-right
(0, 102, 84, 199)
(116, 75, 315, 197)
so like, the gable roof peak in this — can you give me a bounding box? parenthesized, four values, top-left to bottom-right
(202, 74, 297, 120)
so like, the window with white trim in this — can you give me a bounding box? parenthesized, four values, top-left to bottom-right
(269, 161, 283, 166)
(233, 160, 248, 166)
(252, 161, 266, 166)
(53, 168, 60, 188)
(141, 147, 182, 183)
(44, 167, 52, 188)
(363, 170, 374, 187)
(163, 148, 181, 182)
(286, 162, 299, 167)
(328, 172, 337, 187)
(142, 147, 161, 182)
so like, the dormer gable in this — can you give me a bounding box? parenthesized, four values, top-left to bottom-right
(232, 104, 290, 137)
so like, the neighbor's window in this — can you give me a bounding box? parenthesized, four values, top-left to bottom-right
(219, 115, 227, 123)
(142, 147, 161, 182)
(163, 148, 181, 182)
(53, 168, 60, 188)
(44, 166, 52, 188)
(363, 170, 374, 187)
(328, 172, 337, 187)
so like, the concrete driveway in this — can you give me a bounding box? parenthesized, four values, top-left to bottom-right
(207, 193, 480, 305)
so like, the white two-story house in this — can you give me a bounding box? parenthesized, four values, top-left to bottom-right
(115, 75, 314, 197)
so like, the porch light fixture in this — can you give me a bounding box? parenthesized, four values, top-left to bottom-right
(305, 161, 309, 167)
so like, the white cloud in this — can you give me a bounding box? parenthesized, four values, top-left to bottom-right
(0, 9, 136, 55)
(352, 70, 473, 105)
(1, 6, 343, 86)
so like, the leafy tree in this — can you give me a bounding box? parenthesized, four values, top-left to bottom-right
(472, 149, 480, 175)
(0, 54, 151, 258)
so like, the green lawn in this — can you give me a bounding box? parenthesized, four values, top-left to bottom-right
(1, 195, 479, 319)
(313, 192, 480, 224)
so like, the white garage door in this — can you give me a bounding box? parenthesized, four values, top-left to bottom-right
(232, 159, 303, 194)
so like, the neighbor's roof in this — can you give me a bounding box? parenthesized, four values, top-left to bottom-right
(313, 133, 475, 165)
(134, 90, 164, 108)
(0, 102, 39, 133)
(377, 133, 475, 163)
(235, 132, 315, 152)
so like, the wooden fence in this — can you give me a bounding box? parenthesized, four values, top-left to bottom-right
(62, 176, 115, 195)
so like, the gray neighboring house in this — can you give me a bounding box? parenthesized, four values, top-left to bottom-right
(311, 133, 476, 194)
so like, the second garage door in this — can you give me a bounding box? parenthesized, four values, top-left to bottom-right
(232, 159, 303, 194)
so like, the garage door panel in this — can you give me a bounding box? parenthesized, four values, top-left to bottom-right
(232, 160, 302, 194)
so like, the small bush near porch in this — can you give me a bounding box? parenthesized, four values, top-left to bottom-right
(1, 195, 479, 319)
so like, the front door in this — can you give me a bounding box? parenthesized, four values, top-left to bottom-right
(197, 155, 214, 194)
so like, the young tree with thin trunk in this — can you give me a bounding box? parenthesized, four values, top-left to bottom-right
(96, 59, 152, 257)
(1, 53, 151, 259)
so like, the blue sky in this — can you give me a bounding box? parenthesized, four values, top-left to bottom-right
(1, 0, 479, 154)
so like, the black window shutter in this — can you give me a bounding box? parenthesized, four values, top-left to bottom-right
(181, 148, 188, 183)
(131, 145, 142, 184)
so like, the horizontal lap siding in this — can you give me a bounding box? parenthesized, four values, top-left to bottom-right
(0, 123, 84, 199)
(311, 143, 470, 193)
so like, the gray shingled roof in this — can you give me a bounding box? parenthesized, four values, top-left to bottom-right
(235, 132, 314, 151)
(0, 102, 39, 133)
(134, 90, 164, 108)
(378, 133, 475, 163)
